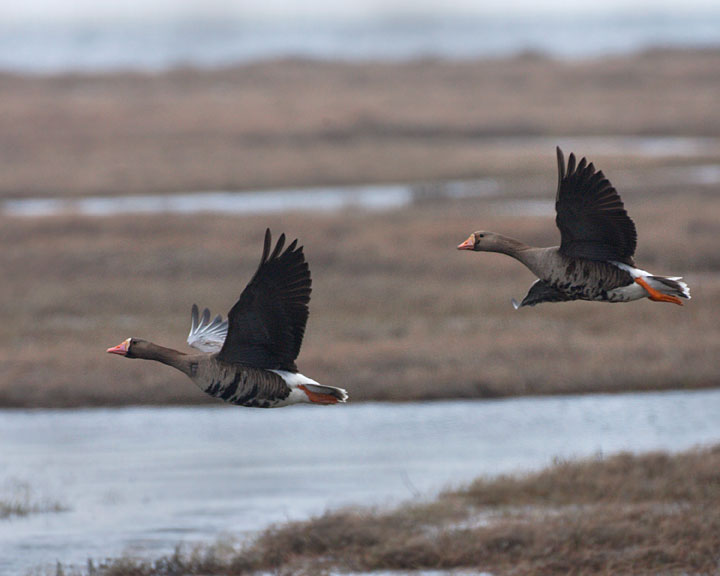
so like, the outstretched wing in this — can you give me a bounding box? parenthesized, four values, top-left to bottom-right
(216, 229, 311, 371)
(555, 147, 637, 264)
(187, 304, 228, 353)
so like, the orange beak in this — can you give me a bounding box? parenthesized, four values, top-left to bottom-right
(457, 234, 475, 250)
(106, 338, 130, 356)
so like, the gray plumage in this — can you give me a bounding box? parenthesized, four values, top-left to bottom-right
(458, 148, 690, 307)
(510, 247, 635, 307)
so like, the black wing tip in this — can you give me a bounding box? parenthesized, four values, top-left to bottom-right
(567, 152, 576, 175)
(556, 146, 581, 179)
(557, 146, 601, 180)
(261, 229, 303, 263)
(556, 146, 565, 191)
(263, 230, 304, 261)
(261, 229, 273, 265)
(266, 232, 286, 261)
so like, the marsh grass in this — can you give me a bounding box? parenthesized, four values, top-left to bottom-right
(1, 49, 720, 199)
(1, 49, 719, 408)
(64, 445, 720, 575)
(0, 480, 66, 519)
(1, 180, 719, 408)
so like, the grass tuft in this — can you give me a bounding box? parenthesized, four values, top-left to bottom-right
(0, 481, 67, 520)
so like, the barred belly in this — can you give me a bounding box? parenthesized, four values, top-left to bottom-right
(546, 257, 635, 302)
(193, 363, 292, 408)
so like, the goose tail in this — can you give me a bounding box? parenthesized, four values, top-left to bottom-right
(612, 262, 691, 305)
(649, 276, 691, 300)
(270, 370, 348, 405)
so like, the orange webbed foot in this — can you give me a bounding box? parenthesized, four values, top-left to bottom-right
(298, 384, 339, 404)
(634, 277, 683, 306)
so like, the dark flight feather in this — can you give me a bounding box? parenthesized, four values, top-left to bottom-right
(555, 147, 637, 265)
(217, 229, 311, 371)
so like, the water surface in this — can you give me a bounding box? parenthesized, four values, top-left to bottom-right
(4, 135, 720, 219)
(1, 389, 719, 574)
(1, 10, 719, 73)
(2, 180, 498, 218)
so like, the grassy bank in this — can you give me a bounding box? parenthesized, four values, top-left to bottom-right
(64, 444, 720, 575)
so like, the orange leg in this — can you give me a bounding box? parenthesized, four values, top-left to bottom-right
(298, 385, 339, 405)
(634, 277, 683, 306)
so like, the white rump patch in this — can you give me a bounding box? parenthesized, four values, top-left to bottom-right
(610, 261, 650, 278)
(269, 370, 321, 387)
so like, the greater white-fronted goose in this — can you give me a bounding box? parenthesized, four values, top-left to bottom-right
(457, 147, 690, 308)
(107, 229, 347, 407)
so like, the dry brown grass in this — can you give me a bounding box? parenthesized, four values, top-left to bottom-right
(2, 175, 719, 408)
(1, 49, 720, 198)
(67, 444, 720, 575)
(1, 49, 719, 408)
(0, 481, 66, 519)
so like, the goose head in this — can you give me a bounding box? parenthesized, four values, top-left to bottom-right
(106, 337, 149, 359)
(107, 337, 191, 375)
(457, 231, 508, 252)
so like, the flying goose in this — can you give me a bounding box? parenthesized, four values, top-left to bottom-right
(458, 147, 690, 308)
(107, 229, 347, 407)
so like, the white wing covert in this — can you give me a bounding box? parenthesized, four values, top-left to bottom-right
(187, 304, 228, 353)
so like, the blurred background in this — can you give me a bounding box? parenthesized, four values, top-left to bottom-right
(1, 1, 719, 573)
(2, 0, 720, 71)
(1, 0, 719, 405)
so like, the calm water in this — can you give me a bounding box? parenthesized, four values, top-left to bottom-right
(4, 135, 720, 219)
(1, 389, 719, 574)
(1, 179, 499, 218)
(1, 11, 719, 73)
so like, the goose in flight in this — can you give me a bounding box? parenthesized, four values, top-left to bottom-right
(457, 147, 690, 308)
(107, 229, 347, 407)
